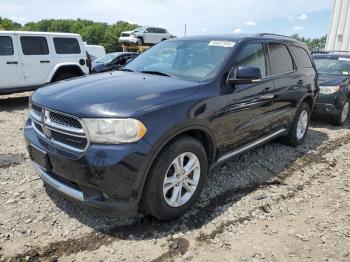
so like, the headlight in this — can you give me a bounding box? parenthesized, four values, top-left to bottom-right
(130, 33, 135, 37)
(83, 118, 147, 144)
(319, 85, 340, 94)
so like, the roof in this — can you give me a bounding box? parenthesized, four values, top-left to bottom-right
(0, 31, 81, 37)
(172, 33, 301, 44)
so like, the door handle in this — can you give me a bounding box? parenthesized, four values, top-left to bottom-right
(40, 60, 50, 63)
(259, 94, 275, 100)
(6, 61, 18, 64)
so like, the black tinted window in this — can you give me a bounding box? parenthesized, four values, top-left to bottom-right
(0, 36, 14, 56)
(268, 43, 294, 75)
(290, 46, 313, 68)
(53, 37, 81, 54)
(233, 43, 267, 78)
(147, 28, 155, 33)
(20, 36, 49, 55)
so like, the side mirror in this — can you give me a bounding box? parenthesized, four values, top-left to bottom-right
(229, 65, 262, 85)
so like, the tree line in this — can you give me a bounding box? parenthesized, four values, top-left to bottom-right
(0, 17, 327, 52)
(0, 17, 139, 53)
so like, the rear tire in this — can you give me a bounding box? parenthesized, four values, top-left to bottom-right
(330, 98, 349, 126)
(281, 102, 310, 147)
(141, 136, 208, 220)
(53, 73, 77, 82)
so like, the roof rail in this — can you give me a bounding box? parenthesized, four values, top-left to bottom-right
(256, 33, 297, 41)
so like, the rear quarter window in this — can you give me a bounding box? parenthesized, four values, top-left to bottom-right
(290, 46, 313, 68)
(0, 36, 14, 56)
(53, 37, 81, 54)
(20, 36, 49, 55)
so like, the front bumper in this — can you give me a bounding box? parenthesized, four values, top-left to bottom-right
(313, 92, 345, 117)
(24, 118, 153, 216)
(118, 36, 139, 44)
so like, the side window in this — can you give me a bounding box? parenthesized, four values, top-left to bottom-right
(159, 29, 166, 34)
(231, 43, 267, 79)
(20, 36, 49, 55)
(268, 43, 294, 75)
(147, 28, 155, 33)
(0, 36, 14, 56)
(290, 46, 313, 68)
(53, 37, 81, 54)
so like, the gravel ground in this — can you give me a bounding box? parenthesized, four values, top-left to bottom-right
(0, 92, 349, 262)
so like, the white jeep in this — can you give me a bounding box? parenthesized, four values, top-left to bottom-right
(0, 31, 90, 94)
(119, 26, 171, 45)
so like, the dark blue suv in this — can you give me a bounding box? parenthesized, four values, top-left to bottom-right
(24, 34, 318, 220)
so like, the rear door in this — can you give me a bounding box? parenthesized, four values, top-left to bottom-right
(19, 35, 52, 85)
(0, 34, 23, 88)
(144, 28, 157, 44)
(267, 42, 305, 130)
(224, 41, 276, 150)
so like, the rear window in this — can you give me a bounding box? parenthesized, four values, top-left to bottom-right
(20, 36, 49, 55)
(290, 46, 313, 68)
(53, 37, 81, 54)
(0, 36, 14, 56)
(268, 43, 294, 75)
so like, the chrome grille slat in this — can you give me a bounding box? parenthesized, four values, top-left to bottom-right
(29, 103, 89, 153)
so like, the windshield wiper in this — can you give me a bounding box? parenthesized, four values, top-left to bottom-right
(121, 68, 134, 72)
(141, 70, 173, 77)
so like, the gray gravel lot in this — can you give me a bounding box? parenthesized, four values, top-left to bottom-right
(0, 92, 349, 261)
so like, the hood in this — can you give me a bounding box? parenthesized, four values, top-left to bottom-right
(318, 73, 349, 86)
(31, 71, 201, 118)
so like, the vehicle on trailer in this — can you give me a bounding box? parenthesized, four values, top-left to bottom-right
(24, 33, 318, 220)
(0, 31, 89, 94)
(91, 52, 139, 73)
(119, 26, 171, 45)
(312, 51, 350, 125)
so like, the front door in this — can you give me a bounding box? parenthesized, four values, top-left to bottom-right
(224, 42, 276, 150)
(0, 34, 23, 88)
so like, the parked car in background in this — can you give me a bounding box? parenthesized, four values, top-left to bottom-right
(312, 51, 350, 125)
(0, 31, 89, 94)
(24, 34, 318, 220)
(91, 52, 138, 73)
(119, 26, 171, 45)
(84, 43, 106, 61)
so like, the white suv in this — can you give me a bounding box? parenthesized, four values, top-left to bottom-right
(0, 31, 90, 94)
(119, 26, 171, 45)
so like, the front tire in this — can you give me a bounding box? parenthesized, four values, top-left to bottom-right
(141, 136, 208, 220)
(282, 102, 310, 147)
(330, 98, 349, 126)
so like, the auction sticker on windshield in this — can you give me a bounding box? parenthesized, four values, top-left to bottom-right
(209, 41, 235, 48)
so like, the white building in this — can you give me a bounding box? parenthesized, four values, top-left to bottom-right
(326, 0, 350, 51)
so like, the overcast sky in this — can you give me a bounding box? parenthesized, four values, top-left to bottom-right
(1, 0, 333, 38)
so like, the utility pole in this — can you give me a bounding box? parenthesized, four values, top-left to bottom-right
(184, 24, 187, 36)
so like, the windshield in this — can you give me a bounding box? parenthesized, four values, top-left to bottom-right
(314, 57, 350, 76)
(124, 40, 234, 81)
(133, 27, 146, 32)
(94, 53, 118, 64)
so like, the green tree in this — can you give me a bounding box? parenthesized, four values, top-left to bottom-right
(291, 34, 327, 52)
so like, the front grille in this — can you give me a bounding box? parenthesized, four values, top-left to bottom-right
(51, 131, 87, 150)
(29, 103, 88, 152)
(121, 33, 130, 37)
(49, 111, 82, 129)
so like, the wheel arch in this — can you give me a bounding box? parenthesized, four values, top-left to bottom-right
(136, 124, 217, 201)
(49, 64, 85, 83)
